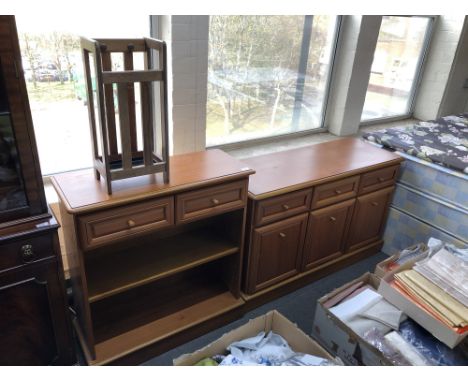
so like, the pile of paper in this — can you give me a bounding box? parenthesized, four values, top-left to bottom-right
(393, 247, 468, 332)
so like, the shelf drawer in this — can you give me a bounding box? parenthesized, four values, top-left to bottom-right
(0, 233, 55, 273)
(254, 188, 312, 227)
(311, 176, 359, 209)
(78, 197, 174, 250)
(176, 180, 247, 224)
(359, 165, 399, 194)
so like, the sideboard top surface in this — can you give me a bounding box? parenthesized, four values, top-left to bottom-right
(245, 138, 403, 199)
(52, 149, 254, 214)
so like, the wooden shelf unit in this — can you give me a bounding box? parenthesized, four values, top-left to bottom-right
(52, 149, 254, 365)
(85, 226, 239, 303)
(88, 262, 242, 365)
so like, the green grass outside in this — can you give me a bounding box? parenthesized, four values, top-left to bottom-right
(26, 81, 77, 103)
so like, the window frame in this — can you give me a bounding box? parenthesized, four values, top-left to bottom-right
(360, 15, 437, 126)
(206, 15, 343, 151)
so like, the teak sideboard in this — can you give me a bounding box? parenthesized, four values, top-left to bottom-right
(242, 138, 403, 297)
(52, 149, 254, 365)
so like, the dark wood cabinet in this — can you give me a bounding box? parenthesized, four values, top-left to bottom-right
(0, 217, 75, 365)
(0, 16, 48, 226)
(0, 16, 75, 365)
(243, 138, 403, 298)
(246, 213, 308, 294)
(346, 186, 395, 252)
(302, 199, 355, 271)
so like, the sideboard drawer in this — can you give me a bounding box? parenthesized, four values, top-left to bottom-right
(311, 176, 360, 209)
(0, 233, 55, 273)
(176, 180, 247, 223)
(254, 188, 312, 227)
(78, 197, 174, 250)
(359, 165, 399, 195)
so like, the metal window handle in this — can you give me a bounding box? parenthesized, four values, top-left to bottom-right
(283, 204, 290, 210)
(127, 219, 136, 227)
(20, 244, 36, 263)
(279, 232, 286, 238)
(212, 198, 220, 205)
(330, 216, 336, 222)
(335, 189, 342, 195)
(371, 201, 379, 206)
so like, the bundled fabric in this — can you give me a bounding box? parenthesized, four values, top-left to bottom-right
(398, 319, 468, 366)
(363, 320, 468, 366)
(217, 331, 336, 366)
(329, 288, 406, 337)
(362, 328, 413, 366)
(383, 331, 430, 366)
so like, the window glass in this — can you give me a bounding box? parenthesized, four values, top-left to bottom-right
(206, 16, 338, 146)
(361, 16, 431, 121)
(16, 15, 149, 174)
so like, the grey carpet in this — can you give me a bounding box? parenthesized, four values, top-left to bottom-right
(142, 252, 387, 365)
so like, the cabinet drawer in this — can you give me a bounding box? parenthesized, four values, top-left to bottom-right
(176, 180, 247, 223)
(78, 197, 174, 250)
(311, 176, 359, 209)
(0, 233, 56, 273)
(254, 189, 312, 227)
(359, 165, 399, 194)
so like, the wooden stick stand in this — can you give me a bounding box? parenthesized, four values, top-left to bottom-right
(81, 37, 170, 194)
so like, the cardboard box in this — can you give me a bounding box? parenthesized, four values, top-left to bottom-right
(311, 272, 395, 366)
(173, 310, 339, 366)
(374, 243, 428, 278)
(378, 260, 468, 349)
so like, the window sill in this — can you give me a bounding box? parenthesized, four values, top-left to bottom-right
(223, 117, 420, 160)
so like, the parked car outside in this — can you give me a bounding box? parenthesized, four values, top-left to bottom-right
(35, 62, 69, 82)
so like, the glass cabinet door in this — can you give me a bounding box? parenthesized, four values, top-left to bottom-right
(0, 59, 28, 213)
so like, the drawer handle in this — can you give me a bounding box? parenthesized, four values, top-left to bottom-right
(330, 216, 336, 222)
(20, 244, 36, 263)
(127, 219, 136, 227)
(282, 204, 290, 210)
(371, 201, 379, 207)
(212, 198, 220, 205)
(279, 232, 286, 238)
(335, 189, 342, 195)
(378, 177, 385, 182)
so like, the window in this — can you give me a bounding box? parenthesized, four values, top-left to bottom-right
(15, 15, 150, 174)
(361, 16, 433, 122)
(206, 16, 339, 146)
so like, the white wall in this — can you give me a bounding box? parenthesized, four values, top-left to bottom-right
(438, 16, 468, 117)
(327, 16, 382, 136)
(413, 15, 466, 120)
(160, 15, 209, 155)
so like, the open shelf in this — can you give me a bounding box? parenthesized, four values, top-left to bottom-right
(89, 265, 243, 365)
(85, 227, 239, 303)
